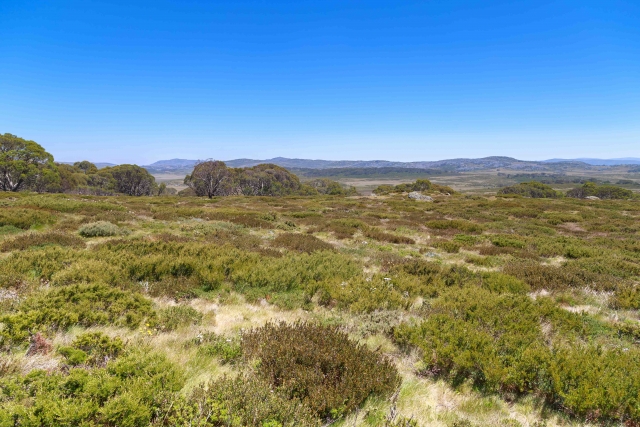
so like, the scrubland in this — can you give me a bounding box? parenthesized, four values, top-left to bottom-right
(0, 191, 639, 426)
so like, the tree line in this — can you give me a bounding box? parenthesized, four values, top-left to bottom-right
(184, 160, 357, 198)
(1, 133, 356, 197)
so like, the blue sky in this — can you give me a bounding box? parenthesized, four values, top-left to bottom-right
(1, 0, 638, 164)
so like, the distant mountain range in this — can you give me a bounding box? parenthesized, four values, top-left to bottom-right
(64, 157, 640, 173)
(544, 158, 640, 166)
(142, 156, 639, 173)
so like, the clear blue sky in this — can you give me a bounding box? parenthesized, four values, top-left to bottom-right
(1, 0, 638, 164)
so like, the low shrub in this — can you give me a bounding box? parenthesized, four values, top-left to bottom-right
(0, 225, 22, 235)
(610, 284, 640, 310)
(0, 283, 155, 347)
(364, 227, 415, 244)
(313, 219, 366, 239)
(163, 375, 319, 427)
(0, 348, 183, 426)
(157, 305, 203, 331)
(481, 272, 530, 294)
(0, 231, 85, 252)
(503, 260, 618, 292)
(78, 221, 123, 237)
(490, 235, 526, 249)
(273, 232, 335, 253)
(242, 321, 400, 419)
(566, 182, 633, 199)
(0, 208, 55, 229)
(434, 240, 461, 253)
(497, 182, 561, 198)
(188, 332, 242, 364)
(59, 332, 124, 366)
(426, 220, 482, 234)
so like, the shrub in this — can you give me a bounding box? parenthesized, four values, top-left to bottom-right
(60, 332, 124, 367)
(426, 220, 482, 234)
(394, 287, 552, 394)
(434, 240, 461, 253)
(188, 332, 242, 364)
(273, 232, 335, 253)
(566, 182, 633, 199)
(0, 208, 55, 229)
(0, 231, 85, 252)
(490, 235, 526, 249)
(0, 225, 22, 235)
(242, 321, 400, 419)
(0, 283, 155, 347)
(481, 272, 530, 294)
(373, 179, 455, 195)
(0, 348, 183, 426)
(157, 305, 203, 331)
(78, 221, 122, 237)
(363, 227, 415, 244)
(497, 182, 561, 198)
(610, 284, 640, 309)
(163, 375, 319, 427)
(503, 260, 617, 292)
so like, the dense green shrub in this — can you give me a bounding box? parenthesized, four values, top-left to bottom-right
(497, 181, 561, 198)
(58, 332, 124, 366)
(373, 179, 455, 195)
(0, 283, 154, 347)
(566, 182, 633, 199)
(163, 375, 319, 427)
(426, 220, 482, 234)
(394, 286, 640, 424)
(490, 235, 526, 249)
(434, 240, 461, 253)
(0, 231, 85, 251)
(156, 305, 203, 331)
(0, 208, 55, 229)
(0, 348, 183, 426)
(187, 332, 242, 364)
(273, 232, 335, 253)
(78, 221, 122, 237)
(242, 321, 400, 419)
(504, 260, 617, 291)
(0, 225, 22, 235)
(363, 227, 415, 244)
(610, 284, 640, 309)
(305, 178, 358, 196)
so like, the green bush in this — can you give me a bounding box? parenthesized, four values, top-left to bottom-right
(434, 240, 461, 253)
(62, 334, 124, 367)
(0, 283, 155, 347)
(0, 225, 22, 235)
(504, 260, 617, 291)
(163, 375, 319, 427)
(0, 208, 55, 229)
(426, 220, 482, 234)
(566, 182, 633, 199)
(497, 182, 561, 198)
(157, 305, 203, 331)
(394, 285, 640, 424)
(78, 221, 123, 237)
(188, 332, 242, 364)
(0, 348, 183, 426)
(490, 235, 526, 249)
(0, 231, 85, 252)
(273, 232, 334, 253)
(363, 227, 415, 244)
(610, 284, 640, 309)
(242, 321, 400, 419)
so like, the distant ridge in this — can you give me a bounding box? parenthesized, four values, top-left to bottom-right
(145, 156, 564, 172)
(66, 156, 640, 173)
(544, 158, 640, 166)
